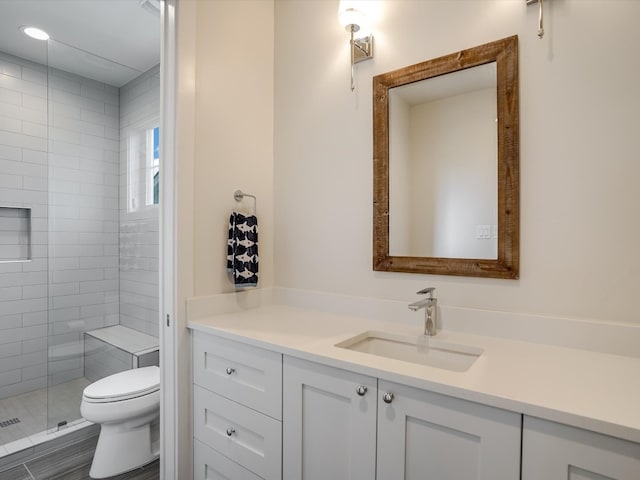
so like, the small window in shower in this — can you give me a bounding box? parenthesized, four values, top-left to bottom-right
(127, 125, 159, 212)
(0, 207, 31, 262)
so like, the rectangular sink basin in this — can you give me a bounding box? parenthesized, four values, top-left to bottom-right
(335, 331, 483, 372)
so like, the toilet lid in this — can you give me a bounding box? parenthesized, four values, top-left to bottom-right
(83, 366, 160, 402)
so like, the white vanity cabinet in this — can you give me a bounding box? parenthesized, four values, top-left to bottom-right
(282, 356, 378, 480)
(192, 331, 283, 480)
(283, 356, 521, 480)
(377, 379, 521, 480)
(522, 416, 640, 480)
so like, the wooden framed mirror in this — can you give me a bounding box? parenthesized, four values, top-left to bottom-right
(373, 35, 519, 279)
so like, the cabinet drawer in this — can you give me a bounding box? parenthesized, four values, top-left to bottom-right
(193, 331, 282, 419)
(194, 439, 264, 480)
(194, 385, 282, 480)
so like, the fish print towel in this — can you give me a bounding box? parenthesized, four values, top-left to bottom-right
(226, 212, 259, 288)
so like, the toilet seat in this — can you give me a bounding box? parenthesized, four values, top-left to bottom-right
(83, 366, 159, 403)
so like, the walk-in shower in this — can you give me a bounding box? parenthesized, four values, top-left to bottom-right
(0, 0, 160, 463)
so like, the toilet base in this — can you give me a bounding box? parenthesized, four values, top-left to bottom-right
(89, 422, 159, 479)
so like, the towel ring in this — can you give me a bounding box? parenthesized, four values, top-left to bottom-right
(233, 190, 257, 213)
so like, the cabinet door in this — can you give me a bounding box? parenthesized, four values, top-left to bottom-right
(377, 380, 521, 480)
(283, 356, 377, 480)
(522, 416, 640, 480)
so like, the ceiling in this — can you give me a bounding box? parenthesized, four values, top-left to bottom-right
(0, 0, 160, 87)
(392, 62, 497, 106)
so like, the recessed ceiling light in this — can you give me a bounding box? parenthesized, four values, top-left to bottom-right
(20, 26, 50, 41)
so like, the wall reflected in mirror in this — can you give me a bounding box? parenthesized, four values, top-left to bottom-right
(388, 63, 498, 259)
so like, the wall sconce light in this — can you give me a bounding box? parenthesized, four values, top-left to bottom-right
(338, 1, 374, 91)
(526, 0, 545, 39)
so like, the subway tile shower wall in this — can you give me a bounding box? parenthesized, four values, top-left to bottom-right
(119, 65, 160, 338)
(0, 51, 120, 399)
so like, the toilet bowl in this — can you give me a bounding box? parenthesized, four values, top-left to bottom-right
(81, 366, 160, 479)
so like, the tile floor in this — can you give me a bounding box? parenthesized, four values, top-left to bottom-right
(0, 433, 159, 480)
(0, 378, 90, 455)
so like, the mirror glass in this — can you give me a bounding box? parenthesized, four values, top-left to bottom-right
(373, 36, 519, 279)
(388, 63, 497, 259)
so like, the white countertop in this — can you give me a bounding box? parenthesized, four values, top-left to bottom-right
(188, 304, 640, 444)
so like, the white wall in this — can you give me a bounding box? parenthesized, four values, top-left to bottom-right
(193, 0, 274, 296)
(409, 88, 497, 259)
(274, 0, 640, 326)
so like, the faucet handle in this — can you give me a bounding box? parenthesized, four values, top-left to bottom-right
(416, 287, 435, 298)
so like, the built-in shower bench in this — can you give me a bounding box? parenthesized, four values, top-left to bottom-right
(84, 325, 159, 382)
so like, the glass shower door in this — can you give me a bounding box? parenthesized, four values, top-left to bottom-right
(45, 38, 141, 431)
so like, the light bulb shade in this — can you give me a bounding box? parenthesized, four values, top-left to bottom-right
(338, 1, 365, 29)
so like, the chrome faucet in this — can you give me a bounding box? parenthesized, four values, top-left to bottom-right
(408, 287, 437, 336)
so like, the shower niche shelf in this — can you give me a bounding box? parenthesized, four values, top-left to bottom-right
(0, 206, 31, 262)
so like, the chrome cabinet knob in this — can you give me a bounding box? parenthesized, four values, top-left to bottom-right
(225, 367, 235, 375)
(383, 392, 394, 404)
(356, 385, 368, 396)
(226, 427, 236, 436)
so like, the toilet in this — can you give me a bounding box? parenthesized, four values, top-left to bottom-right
(81, 366, 160, 479)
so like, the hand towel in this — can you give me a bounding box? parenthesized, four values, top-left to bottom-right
(226, 212, 259, 288)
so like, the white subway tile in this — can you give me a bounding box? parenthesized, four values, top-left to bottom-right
(0, 87, 21, 106)
(0, 262, 22, 274)
(0, 271, 46, 287)
(1, 101, 46, 124)
(49, 282, 79, 297)
(0, 369, 21, 387)
(22, 310, 47, 326)
(50, 205, 79, 219)
(48, 307, 79, 323)
(49, 76, 82, 95)
(22, 363, 46, 380)
(50, 245, 103, 257)
(80, 279, 118, 294)
(0, 341, 21, 358)
(21, 80, 46, 98)
(51, 101, 81, 121)
(21, 258, 47, 273)
(53, 292, 104, 308)
(22, 337, 46, 353)
(22, 67, 46, 85)
(0, 130, 46, 151)
(51, 140, 104, 161)
(81, 302, 117, 317)
(1, 297, 47, 315)
(22, 93, 46, 111)
(79, 256, 118, 269)
(22, 284, 47, 299)
(0, 143, 22, 161)
(0, 312, 22, 328)
(51, 268, 103, 283)
(81, 109, 118, 128)
(22, 176, 47, 192)
(49, 257, 79, 270)
(50, 126, 81, 144)
(22, 149, 47, 165)
(0, 114, 22, 133)
(0, 173, 22, 188)
(0, 58, 21, 78)
(22, 121, 47, 138)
